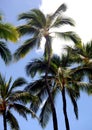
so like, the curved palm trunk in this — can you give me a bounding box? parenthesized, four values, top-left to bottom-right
(3, 110, 7, 130)
(62, 87, 70, 130)
(45, 36, 58, 130)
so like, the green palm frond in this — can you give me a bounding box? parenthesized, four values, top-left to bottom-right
(17, 24, 36, 36)
(0, 41, 12, 64)
(51, 3, 67, 18)
(26, 58, 47, 77)
(12, 103, 30, 120)
(18, 9, 46, 28)
(51, 17, 75, 28)
(67, 88, 78, 119)
(10, 77, 27, 91)
(7, 110, 19, 130)
(54, 31, 81, 44)
(0, 23, 19, 42)
(39, 86, 58, 128)
(14, 38, 37, 61)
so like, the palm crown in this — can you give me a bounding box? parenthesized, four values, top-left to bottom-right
(0, 73, 37, 130)
(14, 3, 81, 61)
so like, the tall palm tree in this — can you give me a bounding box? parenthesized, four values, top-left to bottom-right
(25, 52, 92, 130)
(14, 4, 81, 130)
(0, 13, 19, 64)
(0, 73, 38, 130)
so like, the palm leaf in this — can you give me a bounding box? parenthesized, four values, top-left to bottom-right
(51, 17, 75, 28)
(0, 41, 12, 64)
(7, 110, 19, 130)
(52, 3, 67, 18)
(14, 37, 37, 61)
(17, 24, 36, 36)
(18, 9, 46, 28)
(12, 103, 30, 120)
(0, 23, 19, 42)
(54, 31, 81, 44)
(39, 87, 59, 128)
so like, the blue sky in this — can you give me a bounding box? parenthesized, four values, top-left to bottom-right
(0, 0, 92, 130)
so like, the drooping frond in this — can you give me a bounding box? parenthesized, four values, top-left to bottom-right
(51, 3, 67, 18)
(7, 110, 19, 130)
(39, 86, 59, 128)
(0, 41, 12, 64)
(11, 103, 30, 120)
(17, 24, 36, 36)
(50, 17, 75, 28)
(0, 23, 19, 42)
(26, 58, 47, 77)
(14, 38, 37, 61)
(18, 9, 46, 28)
(54, 31, 81, 44)
(10, 77, 27, 91)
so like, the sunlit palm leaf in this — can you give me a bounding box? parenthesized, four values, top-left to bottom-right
(0, 23, 19, 42)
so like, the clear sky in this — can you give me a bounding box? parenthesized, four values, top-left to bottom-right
(0, 0, 92, 130)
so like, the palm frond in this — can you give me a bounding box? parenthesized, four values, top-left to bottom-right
(67, 89, 78, 119)
(7, 110, 19, 130)
(0, 23, 19, 42)
(26, 58, 47, 77)
(14, 38, 37, 61)
(11, 77, 27, 91)
(52, 3, 67, 18)
(0, 41, 12, 64)
(17, 24, 36, 36)
(12, 103, 30, 120)
(54, 31, 81, 44)
(18, 9, 46, 28)
(39, 87, 58, 128)
(51, 17, 75, 28)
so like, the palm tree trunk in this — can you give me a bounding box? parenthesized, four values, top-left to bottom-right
(3, 110, 7, 130)
(62, 87, 70, 130)
(45, 36, 58, 130)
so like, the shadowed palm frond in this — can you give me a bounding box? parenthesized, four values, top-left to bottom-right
(7, 110, 19, 130)
(0, 41, 12, 64)
(14, 38, 37, 61)
(54, 31, 81, 44)
(51, 3, 67, 18)
(18, 9, 46, 28)
(39, 87, 59, 128)
(51, 17, 75, 28)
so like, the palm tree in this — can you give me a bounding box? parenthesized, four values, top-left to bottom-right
(14, 4, 81, 130)
(0, 73, 38, 130)
(0, 13, 19, 64)
(26, 52, 92, 130)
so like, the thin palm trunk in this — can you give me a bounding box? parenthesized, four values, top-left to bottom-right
(3, 110, 7, 130)
(45, 36, 58, 130)
(62, 86, 70, 130)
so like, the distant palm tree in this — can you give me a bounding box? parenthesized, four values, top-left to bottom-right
(0, 13, 19, 64)
(0, 73, 38, 130)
